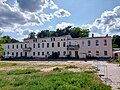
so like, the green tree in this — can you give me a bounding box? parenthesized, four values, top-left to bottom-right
(2, 36, 11, 43)
(29, 32, 36, 39)
(112, 35, 120, 48)
(0, 36, 4, 59)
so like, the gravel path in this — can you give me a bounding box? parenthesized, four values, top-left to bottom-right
(92, 61, 120, 90)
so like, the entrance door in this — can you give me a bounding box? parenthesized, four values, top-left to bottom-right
(75, 51, 79, 58)
(25, 52, 27, 57)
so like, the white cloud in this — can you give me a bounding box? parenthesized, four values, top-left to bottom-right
(56, 22, 74, 29)
(54, 9, 71, 18)
(48, 0, 58, 9)
(48, 25, 53, 29)
(40, 13, 54, 22)
(81, 6, 120, 36)
(17, 0, 48, 13)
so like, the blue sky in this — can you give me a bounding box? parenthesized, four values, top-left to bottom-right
(0, 0, 120, 40)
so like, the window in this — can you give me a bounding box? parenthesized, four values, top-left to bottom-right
(82, 41, 84, 46)
(33, 44, 35, 48)
(20, 52, 22, 57)
(88, 51, 91, 53)
(104, 39, 107, 46)
(58, 51, 60, 55)
(12, 52, 14, 56)
(16, 45, 18, 49)
(21, 44, 23, 48)
(52, 43, 54, 47)
(63, 51, 66, 55)
(47, 52, 49, 55)
(61, 39, 63, 41)
(12, 45, 14, 49)
(33, 52, 35, 56)
(96, 40, 99, 46)
(47, 43, 49, 48)
(38, 52, 40, 56)
(63, 42, 66, 47)
(25, 44, 27, 48)
(53, 38, 55, 41)
(69, 42, 71, 46)
(42, 52, 44, 56)
(7, 52, 9, 55)
(104, 51, 108, 56)
(96, 51, 99, 56)
(57, 42, 60, 47)
(69, 51, 71, 55)
(42, 43, 44, 48)
(33, 39, 37, 42)
(8, 45, 9, 49)
(16, 52, 18, 57)
(38, 43, 40, 48)
(88, 40, 91, 46)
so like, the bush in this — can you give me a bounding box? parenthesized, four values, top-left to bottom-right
(48, 52, 60, 59)
(65, 65, 78, 69)
(7, 69, 39, 75)
(53, 67, 61, 72)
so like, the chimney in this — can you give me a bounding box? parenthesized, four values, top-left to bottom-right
(106, 34, 108, 37)
(92, 34, 94, 38)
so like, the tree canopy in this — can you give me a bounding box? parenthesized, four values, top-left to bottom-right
(1, 36, 19, 43)
(112, 35, 120, 48)
(29, 26, 89, 39)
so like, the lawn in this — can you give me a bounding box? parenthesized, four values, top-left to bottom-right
(0, 61, 111, 90)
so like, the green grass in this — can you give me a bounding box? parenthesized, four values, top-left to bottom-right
(7, 69, 39, 75)
(0, 62, 21, 67)
(65, 65, 78, 69)
(0, 70, 111, 90)
(112, 58, 120, 64)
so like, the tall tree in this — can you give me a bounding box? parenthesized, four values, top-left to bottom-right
(112, 35, 120, 48)
(0, 36, 4, 59)
(29, 32, 36, 39)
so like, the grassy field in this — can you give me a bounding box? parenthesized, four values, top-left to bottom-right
(0, 61, 111, 90)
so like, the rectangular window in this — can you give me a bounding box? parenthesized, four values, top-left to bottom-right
(7, 52, 9, 55)
(88, 40, 91, 46)
(63, 51, 66, 55)
(12, 45, 14, 49)
(47, 43, 49, 48)
(104, 51, 108, 56)
(38, 52, 40, 56)
(63, 42, 66, 47)
(8, 45, 9, 49)
(12, 52, 14, 56)
(33, 52, 35, 56)
(104, 39, 107, 46)
(47, 51, 49, 55)
(96, 40, 99, 46)
(20, 52, 22, 57)
(58, 51, 60, 55)
(38, 43, 40, 48)
(88, 51, 91, 53)
(33, 44, 35, 48)
(16, 45, 18, 49)
(42, 52, 44, 56)
(33, 39, 37, 42)
(42, 43, 44, 48)
(25, 44, 27, 48)
(57, 42, 60, 47)
(21, 44, 23, 48)
(16, 52, 18, 57)
(96, 51, 99, 56)
(53, 38, 55, 41)
(69, 51, 71, 55)
(52, 43, 54, 47)
(82, 41, 84, 46)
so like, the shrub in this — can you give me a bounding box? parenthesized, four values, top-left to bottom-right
(65, 65, 78, 69)
(53, 67, 61, 72)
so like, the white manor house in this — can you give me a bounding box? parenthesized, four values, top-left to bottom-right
(3, 35, 113, 59)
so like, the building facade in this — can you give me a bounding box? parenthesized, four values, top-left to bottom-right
(3, 35, 113, 59)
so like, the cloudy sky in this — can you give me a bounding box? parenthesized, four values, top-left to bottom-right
(0, 0, 120, 40)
